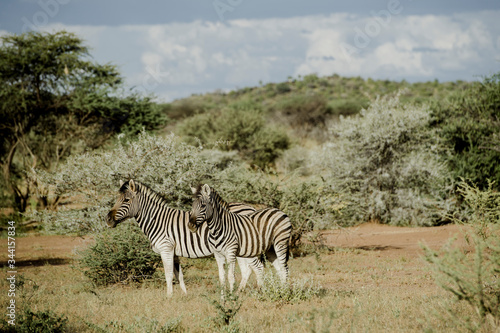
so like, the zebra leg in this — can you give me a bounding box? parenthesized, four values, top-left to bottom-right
(173, 256, 187, 294)
(160, 251, 175, 297)
(227, 254, 237, 293)
(236, 257, 251, 292)
(272, 242, 290, 284)
(266, 248, 289, 284)
(252, 257, 265, 288)
(213, 251, 227, 290)
(236, 257, 263, 291)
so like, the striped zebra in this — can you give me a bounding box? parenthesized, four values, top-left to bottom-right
(189, 184, 292, 292)
(106, 179, 263, 296)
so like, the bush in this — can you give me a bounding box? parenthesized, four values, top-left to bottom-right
(424, 181, 500, 331)
(31, 131, 215, 234)
(328, 98, 369, 116)
(274, 93, 331, 129)
(213, 166, 345, 248)
(177, 102, 290, 167)
(250, 272, 324, 304)
(432, 73, 500, 190)
(75, 222, 162, 286)
(0, 308, 68, 333)
(275, 82, 291, 94)
(87, 316, 182, 333)
(315, 92, 455, 226)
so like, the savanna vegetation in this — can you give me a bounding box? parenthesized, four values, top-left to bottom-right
(1, 31, 499, 332)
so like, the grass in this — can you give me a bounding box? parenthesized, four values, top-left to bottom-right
(1, 243, 489, 332)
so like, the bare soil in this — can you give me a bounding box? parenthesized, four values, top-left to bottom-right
(321, 222, 470, 258)
(1, 223, 469, 268)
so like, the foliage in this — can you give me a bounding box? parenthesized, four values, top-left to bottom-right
(328, 98, 369, 116)
(457, 180, 500, 239)
(275, 82, 291, 94)
(274, 93, 331, 130)
(177, 101, 290, 167)
(251, 272, 324, 304)
(31, 131, 214, 233)
(0, 31, 166, 212)
(204, 288, 243, 329)
(0, 308, 68, 333)
(424, 181, 500, 332)
(86, 316, 182, 333)
(75, 222, 162, 286)
(315, 92, 454, 226)
(213, 166, 345, 247)
(431, 73, 500, 190)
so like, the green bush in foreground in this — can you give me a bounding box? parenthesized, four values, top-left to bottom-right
(424, 181, 500, 332)
(251, 272, 324, 304)
(0, 308, 68, 333)
(75, 222, 162, 286)
(86, 316, 182, 333)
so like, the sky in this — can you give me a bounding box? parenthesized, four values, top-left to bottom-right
(1, 0, 499, 102)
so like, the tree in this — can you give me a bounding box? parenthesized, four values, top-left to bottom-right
(431, 73, 500, 190)
(0, 31, 166, 211)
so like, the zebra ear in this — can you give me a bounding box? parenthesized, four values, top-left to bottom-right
(190, 186, 197, 195)
(129, 179, 136, 192)
(201, 184, 211, 196)
(119, 179, 125, 188)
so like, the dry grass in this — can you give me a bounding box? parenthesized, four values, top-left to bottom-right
(1, 244, 487, 333)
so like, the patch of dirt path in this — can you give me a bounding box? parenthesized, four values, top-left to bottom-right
(321, 222, 470, 258)
(1, 235, 92, 268)
(1, 223, 470, 267)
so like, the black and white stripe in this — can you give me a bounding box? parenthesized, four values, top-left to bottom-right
(106, 179, 262, 296)
(189, 184, 292, 291)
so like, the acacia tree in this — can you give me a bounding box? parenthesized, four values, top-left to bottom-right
(0, 31, 165, 212)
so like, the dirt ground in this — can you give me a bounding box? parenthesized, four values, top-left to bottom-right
(1, 222, 470, 267)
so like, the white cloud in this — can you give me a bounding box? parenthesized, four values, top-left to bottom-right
(36, 10, 499, 101)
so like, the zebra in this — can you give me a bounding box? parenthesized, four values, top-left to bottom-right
(106, 179, 263, 296)
(189, 184, 292, 292)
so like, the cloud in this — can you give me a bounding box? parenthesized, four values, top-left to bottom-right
(37, 10, 499, 101)
(297, 11, 500, 81)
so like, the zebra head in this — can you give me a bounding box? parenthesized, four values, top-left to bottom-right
(106, 179, 139, 228)
(189, 184, 213, 233)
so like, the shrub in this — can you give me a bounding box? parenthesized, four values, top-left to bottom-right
(424, 181, 500, 331)
(87, 317, 182, 333)
(275, 82, 291, 94)
(177, 102, 290, 167)
(75, 222, 162, 286)
(31, 131, 215, 234)
(0, 308, 68, 333)
(315, 92, 455, 226)
(213, 166, 345, 247)
(249, 126, 290, 168)
(204, 288, 242, 329)
(250, 272, 324, 304)
(432, 72, 500, 190)
(274, 93, 331, 130)
(457, 180, 500, 239)
(328, 98, 369, 116)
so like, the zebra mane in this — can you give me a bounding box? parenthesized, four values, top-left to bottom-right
(194, 184, 231, 211)
(121, 180, 169, 207)
(210, 188, 230, 211)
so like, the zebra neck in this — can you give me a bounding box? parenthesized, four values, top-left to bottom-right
(133, 190, 165, 239)
(207, 194, 231, 234)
